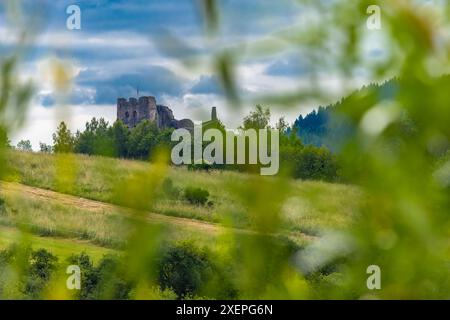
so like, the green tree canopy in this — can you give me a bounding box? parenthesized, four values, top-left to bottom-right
(16, 139, 32, 152)
(52, 121, 74, 153)
(241, 105, 271, 130)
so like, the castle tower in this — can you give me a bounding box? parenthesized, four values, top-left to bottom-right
(117, 96, 157, 128)
(202, 106, 223, 132)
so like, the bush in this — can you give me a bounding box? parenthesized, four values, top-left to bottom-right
(157, 242, 213, 299)
(292, 146, 339, 181)
(94, 255, 133, 300)
(67, 252, 97, 300)
(0, 246, 58, 299)
(67, 252, 133, 300)
(161, 178, 181, 199)
(0, 197, 5, 215)
(25, 249, 58, 298)
(187, 161, 213, 172)
(184, 187, 210, 206)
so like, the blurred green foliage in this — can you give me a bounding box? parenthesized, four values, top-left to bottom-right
(1, 0, 449, 300)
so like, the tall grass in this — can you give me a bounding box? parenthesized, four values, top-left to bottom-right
(5, 150, 361, 234)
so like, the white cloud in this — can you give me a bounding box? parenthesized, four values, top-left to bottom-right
(11, 103, 116, 150)
(2, 0, 396, 150)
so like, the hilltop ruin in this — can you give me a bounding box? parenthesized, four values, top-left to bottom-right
(117, 96, 194, 130)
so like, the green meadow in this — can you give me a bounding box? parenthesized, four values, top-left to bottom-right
(4, 150, 361, 239)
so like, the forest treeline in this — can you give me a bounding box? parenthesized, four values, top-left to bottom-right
(13, 105, 339, 182)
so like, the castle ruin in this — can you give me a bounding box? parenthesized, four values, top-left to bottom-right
(117, 96, 194, 130)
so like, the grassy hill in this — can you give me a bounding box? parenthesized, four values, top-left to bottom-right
(0, 150, 361, 262)
(0, 150, 365, 300)
(4, 150, 361, 234)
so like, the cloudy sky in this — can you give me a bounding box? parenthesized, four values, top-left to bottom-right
(1, 0, 442, 148)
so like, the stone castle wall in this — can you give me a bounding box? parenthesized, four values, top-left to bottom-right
(117, 96, 158, 128)
(117, 96, 194, 130)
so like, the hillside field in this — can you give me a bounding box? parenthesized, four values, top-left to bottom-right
(0, 150, 362, 260)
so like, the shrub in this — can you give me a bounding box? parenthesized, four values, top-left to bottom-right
(157, 242, 213, 299)
(67, 252, 133, 300)
(293, 146, 339, 181)
(0, 246, 58, 299)
(25, 249, 58, 298)
(184, 187, 209, 206)
(94, 255, 133, 300)
(0, 197, 5, 215)
(187, 161, 213, 172)
(67, 252, 98, 300)
(161, 178, 181, 199)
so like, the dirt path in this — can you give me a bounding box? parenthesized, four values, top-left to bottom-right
(0, 181, 314, 241)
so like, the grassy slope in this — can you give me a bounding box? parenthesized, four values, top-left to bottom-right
(0, 182, 312, 265)
(0, 182, 224, 249)
(4, 150, 362, 236)
(0, 225, 115, 262)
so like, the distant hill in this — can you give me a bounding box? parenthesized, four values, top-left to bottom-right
(292, 78, 399, 151)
